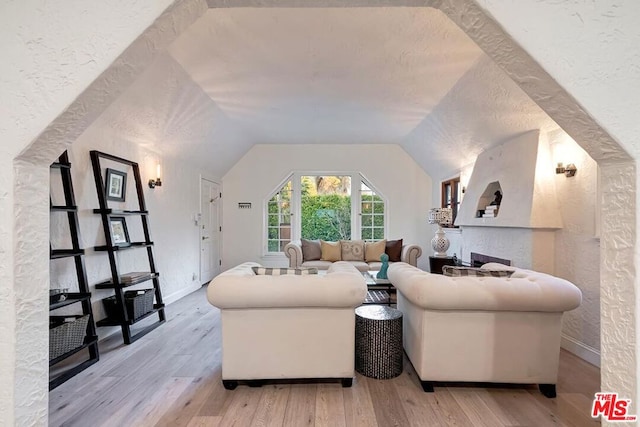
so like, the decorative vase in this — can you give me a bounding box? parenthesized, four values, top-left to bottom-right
(431, 225, 450, 257)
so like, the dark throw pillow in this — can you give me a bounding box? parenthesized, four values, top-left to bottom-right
(301, 239, 322, 262)
(385, 239, 403, 262)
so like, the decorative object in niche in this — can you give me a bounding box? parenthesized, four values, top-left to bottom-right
(476, 181, 502, 218)
(105, 168, 127, 201)
(428, 207, 452, 257)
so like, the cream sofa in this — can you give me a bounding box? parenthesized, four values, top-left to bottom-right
(388, 262, 582, 397)
(284, 240, 422, 272)
(206, 261, 367, 389)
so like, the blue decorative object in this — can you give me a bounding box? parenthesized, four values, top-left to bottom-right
(377, 253, 389, 279)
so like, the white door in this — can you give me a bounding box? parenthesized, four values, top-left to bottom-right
(200, 178, 221, 284)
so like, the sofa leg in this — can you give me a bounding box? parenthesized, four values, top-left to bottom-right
(222, 380, 238, 390)
(539, 384, 556, 398)
(341, 378, 353, 388)
(420, 381, 434, 393)
(247, 380, 264, 388)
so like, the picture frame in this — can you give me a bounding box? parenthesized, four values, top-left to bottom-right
(105, 168, 127, 202)
(109, 217, 130, 247)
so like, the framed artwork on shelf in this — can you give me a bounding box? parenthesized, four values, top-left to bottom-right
(109, 217, 130, 247)
(105, 168, 127, 202)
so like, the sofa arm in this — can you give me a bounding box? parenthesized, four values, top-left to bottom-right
(401, 244, 422, 267)
(283, 242, 302, 268)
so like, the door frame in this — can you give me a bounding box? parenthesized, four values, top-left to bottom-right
(199, 176, 221, 284)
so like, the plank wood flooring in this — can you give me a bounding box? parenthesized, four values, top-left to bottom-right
(49, 286, 600, 427)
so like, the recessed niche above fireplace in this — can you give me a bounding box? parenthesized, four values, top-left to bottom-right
(476, 181, 502, 218)
(455, 130, 562, 229)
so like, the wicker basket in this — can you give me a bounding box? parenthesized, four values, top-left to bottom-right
(49, 315, 90, 361)
(103, 289, 154, 321)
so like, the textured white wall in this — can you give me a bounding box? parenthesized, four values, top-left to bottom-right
(0, 4, 169, 427)
(0, 0, 205, 424)
(547, 130, 601, 362)
(222, 144, 432, 271)
(460, 227, 555, 273)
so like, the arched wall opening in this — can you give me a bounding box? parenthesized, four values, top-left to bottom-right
(8, 0, 635, 423)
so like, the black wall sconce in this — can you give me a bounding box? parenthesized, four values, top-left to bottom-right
(148, 163, 162, 188)
(555, 162, 577, 178)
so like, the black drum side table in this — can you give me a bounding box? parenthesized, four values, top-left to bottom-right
(355, 305, 403, 379)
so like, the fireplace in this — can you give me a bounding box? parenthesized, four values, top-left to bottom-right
(470, 252, 511, 268)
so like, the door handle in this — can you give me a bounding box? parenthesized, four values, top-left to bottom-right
(202, 236, 210, 240)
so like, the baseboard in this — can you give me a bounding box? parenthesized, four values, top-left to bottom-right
(163, 283, 202, 305)
(561, 334, 600, 367)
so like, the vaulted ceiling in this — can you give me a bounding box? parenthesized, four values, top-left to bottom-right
(99, 7, 560, 179)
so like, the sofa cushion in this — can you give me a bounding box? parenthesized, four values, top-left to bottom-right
(348, 261, 371, 272)
(320, 240, 341, 261)
(301, 239, 322, 261)
(442, 266, 514, 277)
(252, 267, 319, 275)
(340, 240, 365, 261)
(385, 239, 403, 262)
(364, 239, 386, 262)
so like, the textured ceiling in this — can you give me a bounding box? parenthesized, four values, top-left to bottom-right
(108, 7, 560, 178)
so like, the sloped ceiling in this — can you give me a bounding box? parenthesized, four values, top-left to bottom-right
(104, 7, 560, 178)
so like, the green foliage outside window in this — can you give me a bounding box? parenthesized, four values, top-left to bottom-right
(301, 194, 351, 241)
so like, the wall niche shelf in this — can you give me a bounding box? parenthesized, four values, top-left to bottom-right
(49, 150, 99, 390)
(476, 181, 502, 219)
(90, 150, 165, 344)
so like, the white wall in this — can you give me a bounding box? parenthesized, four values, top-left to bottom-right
(0, 1, 184, 424)
(547, 129, 601, 364)
(222, 144, 432, 270)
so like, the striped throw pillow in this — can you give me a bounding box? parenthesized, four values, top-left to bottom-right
(442, 266, 514, 277)
(252, 267, 319, 275)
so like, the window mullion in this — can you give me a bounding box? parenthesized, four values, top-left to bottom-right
(292, 174, 301, 242)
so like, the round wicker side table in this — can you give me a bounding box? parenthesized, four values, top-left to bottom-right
(355, 305, 403, 379)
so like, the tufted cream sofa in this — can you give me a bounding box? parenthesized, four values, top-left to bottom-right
(388, 262, 582, 397)
(284, 240, 422, 272)
(206, 261, 367, 389)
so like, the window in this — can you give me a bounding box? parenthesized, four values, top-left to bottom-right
(441, 177, 461, 225)
(300, 175, 351, 241)
(360, 181, 384, 241)
(267, 179, 292, 252)
(265, 173, 386, 253)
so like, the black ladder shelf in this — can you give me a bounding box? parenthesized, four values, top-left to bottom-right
(90, 150, 165, 344)
(49, 151, 99, 390)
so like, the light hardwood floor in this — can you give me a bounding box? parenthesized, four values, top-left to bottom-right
(50, 286, 600, 427)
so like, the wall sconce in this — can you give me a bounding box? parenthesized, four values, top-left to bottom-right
(148, 163, 162, 188)
(555, 162, 577, 178)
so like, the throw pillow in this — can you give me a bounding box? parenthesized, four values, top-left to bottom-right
(252, 267, 319, 275)
(365, 240, 387, 262)
(340, 240, 365, 261)
(442, 266, 515, 277)
(385, 239, 403, 262)
(320, 240, 341, 261)
(301, 238, 322, 261)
